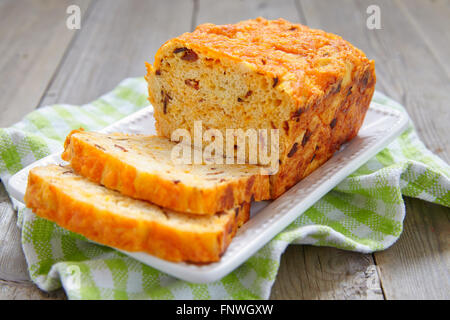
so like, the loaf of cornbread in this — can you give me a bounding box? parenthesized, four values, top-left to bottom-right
(24, 165, 250, 263)
(62, 130, 269, 214)
(146, 17, 376, 197)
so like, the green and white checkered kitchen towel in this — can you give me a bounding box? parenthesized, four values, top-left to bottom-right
(0, 77, 449, 299)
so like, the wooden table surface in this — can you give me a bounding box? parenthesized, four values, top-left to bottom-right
(0, 0, 449, 300)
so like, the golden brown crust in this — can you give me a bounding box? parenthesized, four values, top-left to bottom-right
(62, 130, 269, 214)
(146, 18, 376, 197)
(24, 165, 250, 263)
(270, 61, 376, 197)
(149, 17, 371, 107)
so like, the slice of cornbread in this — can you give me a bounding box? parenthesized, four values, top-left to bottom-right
(146, 17, 376, 198)
(24, 165, 250, 263)
(62, 130, 269, 215)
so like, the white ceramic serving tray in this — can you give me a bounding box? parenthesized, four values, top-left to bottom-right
(8, 101, 409, 283)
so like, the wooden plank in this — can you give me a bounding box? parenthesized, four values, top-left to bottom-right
(197, 0, 384, 300)
(374, 198, 450, 299)
(270, 246, 384, 300)
(0, 0, 91, 127)
(0, 280, 66, 300)
(196, 0, 301, 25)
(39, 0, 194, 107)
(396, 0, 450, 77)
(299, 0, 449, 299)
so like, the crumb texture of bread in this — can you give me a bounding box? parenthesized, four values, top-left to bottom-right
(24, 165, 250, 263)
(146, 17, 376, 198)
(62, 130, 269, 214)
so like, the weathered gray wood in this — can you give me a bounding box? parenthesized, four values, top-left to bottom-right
(396, 0, 450, 78)
(0, 0, 91, 127)
(39, 0, 194, 107)
(197, 0, 384, 300)
(196, 0, 301, 25)
(0, 280, 66, 300)
(270, 246, 384, 300)
(374, 198, 450, 299)
(299, 0, 450, 299)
